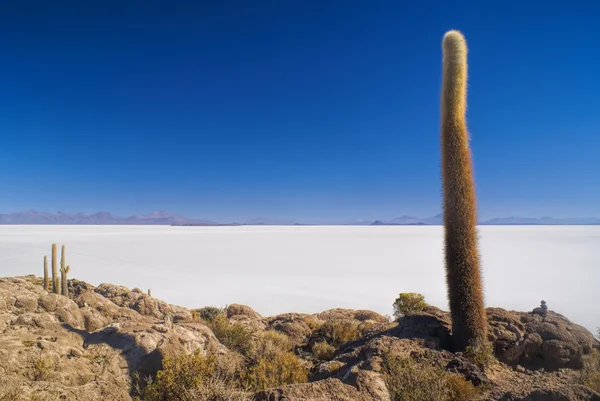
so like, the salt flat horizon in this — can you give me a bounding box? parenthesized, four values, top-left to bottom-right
(0, 225, 598, 333)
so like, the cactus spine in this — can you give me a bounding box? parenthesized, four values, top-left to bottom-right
(60, 245, 69, 297)
(43, 256, 49, 291)
(51, 244, 60, 295)
(440, 30, 487, 351)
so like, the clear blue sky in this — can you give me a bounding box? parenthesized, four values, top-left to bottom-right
(1, 1, 598, 222)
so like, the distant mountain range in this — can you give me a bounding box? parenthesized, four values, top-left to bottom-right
(0, 210, 216, 225)
(1, 210, 599, 226)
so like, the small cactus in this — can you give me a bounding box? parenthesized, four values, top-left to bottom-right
(60, 245, 69, 297)
(43, 256, 49, 291)
(51, 244, 60, 295)
(61, 265, 70, 298)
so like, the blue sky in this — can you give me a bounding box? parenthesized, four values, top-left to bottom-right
(1, 1, 598, 222)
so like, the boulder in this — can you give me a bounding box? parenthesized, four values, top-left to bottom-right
(487, 308, 598, 371)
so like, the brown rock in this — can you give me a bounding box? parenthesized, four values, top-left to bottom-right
(487, 308, 598, 371)
(500, 385, 600, 401)
(254, 378, 375, 401)
(227, 304, 263, 320)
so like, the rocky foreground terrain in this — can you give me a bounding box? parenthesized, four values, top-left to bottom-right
(0, 275, 599, 400)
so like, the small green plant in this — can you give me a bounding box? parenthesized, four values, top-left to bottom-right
(392, 293, 427, 318)
(204, 313, 253, 356)
(241, 351, 308, 391)
(312, 341, 336, 361)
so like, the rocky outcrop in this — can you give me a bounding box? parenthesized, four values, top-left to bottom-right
(500, 385, 600, 401)
(254, 377, 377, 401)
(0, 276, 224, 400)
(487, 308, 599, 371)
(1, 276, 599, 401)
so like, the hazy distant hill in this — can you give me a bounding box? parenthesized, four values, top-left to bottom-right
(0, 210, 216, 225)
(1, 210, 599, 225)
(480, 216, 600, 225)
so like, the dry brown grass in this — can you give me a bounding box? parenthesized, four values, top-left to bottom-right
(312, 341, 336, 361)
(241, 351, 308, 391)
(382, 353, 481, 401)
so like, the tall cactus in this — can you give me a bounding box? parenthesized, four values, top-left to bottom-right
(440, 30, 487, 351)
(60, 245, 69, 297)
(51, 244, 60, 295)
(43, 256, 49, 291)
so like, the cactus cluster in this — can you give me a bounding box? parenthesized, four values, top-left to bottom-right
(440, 30, 488, 351)
(43, 244, 72, 298)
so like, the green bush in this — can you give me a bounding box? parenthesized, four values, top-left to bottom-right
(392, 293, 426, 318)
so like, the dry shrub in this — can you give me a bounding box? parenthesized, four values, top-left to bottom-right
(585, 372, 600, 392)
(193, 306, 226, 322)
(320, 319, 360, 347)
(382, 354, 480, 401)
(445, 374, 480, 401)
(0, 377, 20, 401)
(582, 349, 600, 392)
(249, 331, 293, 362)
(303, 316, 322, 332)
(312, 341, 335, 361)
(241, 351, 308, 391)
(142, 351, 250, 401)
(392, 293, 426, 319)
(30, 354, 56, 382)
(204, 314, 253, 356)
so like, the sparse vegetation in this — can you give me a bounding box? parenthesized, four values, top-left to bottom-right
(581, 349, 600, 392)
(30, 354, 56, 381)
(445, 374, 480, 401)
(241, 351, 308, 391)
(312, 341, 336, 361)
(382, 353, 481, 401)
(142, 351, 251, 401)
(392, 292, 427, 318)
(249, 330, 293, 362)
(193, 306, 226, 322)
(464, 343, 495, 368)
(203, 313, 253, 356)
(320, 319, 361, 347)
